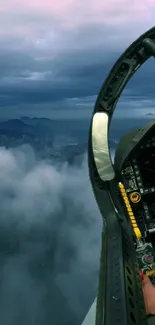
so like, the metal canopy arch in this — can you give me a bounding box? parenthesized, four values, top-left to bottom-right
(88, 27, 155, 325)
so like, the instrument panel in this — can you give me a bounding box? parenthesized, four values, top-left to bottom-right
(120, 128, 155, 282)
(120, 135, 155, 238)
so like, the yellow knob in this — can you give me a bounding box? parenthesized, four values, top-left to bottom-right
(129, 192, 141, 204)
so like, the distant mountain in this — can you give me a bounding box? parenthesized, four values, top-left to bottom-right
(20, 116, 89, 139)
(146, 113, 155, 116)
(20, 116, 53, 128)
(0, 118, 36, 137)
(0, 117, 88, 165)
(20, 116, 50, 122)
(0, 119, 27, 129)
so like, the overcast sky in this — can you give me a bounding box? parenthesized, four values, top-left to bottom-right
(0, 0, 155, 119)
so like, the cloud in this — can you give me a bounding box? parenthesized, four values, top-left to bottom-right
(0, 0, 155, 115)
(0, 145, 101, 324)
(1, 0, 155, 34)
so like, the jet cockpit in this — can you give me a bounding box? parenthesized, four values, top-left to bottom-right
(87, 27, 155, 325)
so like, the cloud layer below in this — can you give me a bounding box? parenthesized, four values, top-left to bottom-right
(0, 145, 101, 324)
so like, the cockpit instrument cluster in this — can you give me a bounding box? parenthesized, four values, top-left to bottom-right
(119, 127, 155, 283)
(120, 130, 155, 238)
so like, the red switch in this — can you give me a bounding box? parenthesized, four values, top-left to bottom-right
(139, 270, 144, 281)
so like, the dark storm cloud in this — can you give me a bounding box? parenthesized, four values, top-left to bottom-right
(0, 43, 154, 110)
(0, 1, 155, 116)
(0, 25, 119, 107)
(0, 24, 154, 110)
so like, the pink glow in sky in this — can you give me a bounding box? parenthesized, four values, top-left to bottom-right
(0, 0, 155, 31)
(0, 0, 154, 59)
